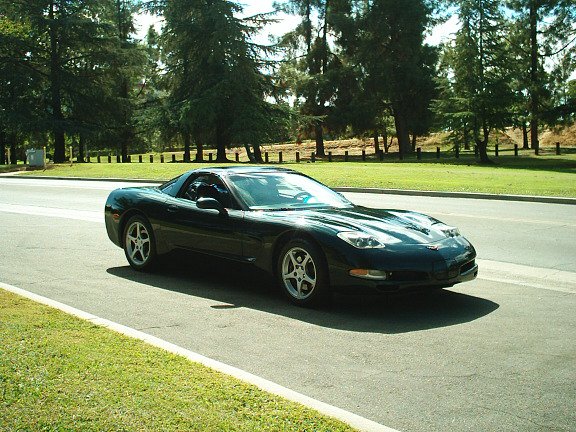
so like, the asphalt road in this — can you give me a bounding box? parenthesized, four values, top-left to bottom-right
(1, 177, 575, 432)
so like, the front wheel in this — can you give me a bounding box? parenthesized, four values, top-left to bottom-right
(123, 215, 157, 271)
(277, 239, 329, 307)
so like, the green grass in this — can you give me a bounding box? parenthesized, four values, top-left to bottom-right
(17, 152, 576, 197)
(0, 290, 355, 432)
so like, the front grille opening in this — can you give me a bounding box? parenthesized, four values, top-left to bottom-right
(460, 260, 476, 274)
(387, 271, 429, 282)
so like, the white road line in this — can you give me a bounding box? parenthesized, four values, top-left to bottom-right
(0, 282, 399, 432)
(0, 178, 158, 190)
(0, 203, 103, 223)
(476, 259, 576, 294)
(429, 211, 576, 228)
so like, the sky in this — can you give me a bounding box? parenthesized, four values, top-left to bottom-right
(134, 1, 460, 46)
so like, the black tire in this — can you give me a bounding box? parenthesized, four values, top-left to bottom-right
(123, 215, 157, 271)
(276, 238, 330, 307)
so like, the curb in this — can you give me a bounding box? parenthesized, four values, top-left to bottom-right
(1, 282, 399, 432)
(2, 173, 575, 205)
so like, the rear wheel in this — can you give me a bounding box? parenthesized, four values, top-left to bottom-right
(123, 215, 157, 271)
(277, 239, 329, 307)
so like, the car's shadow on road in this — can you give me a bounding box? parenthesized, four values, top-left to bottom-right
(107, 252, 499, 334)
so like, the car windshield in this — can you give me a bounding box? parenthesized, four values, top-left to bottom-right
(227, 172, 353, 210)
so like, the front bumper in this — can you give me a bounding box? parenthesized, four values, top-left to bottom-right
(326, 239, 478, 293)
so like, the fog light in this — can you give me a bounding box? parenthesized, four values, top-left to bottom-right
(349, 269, 388, 280)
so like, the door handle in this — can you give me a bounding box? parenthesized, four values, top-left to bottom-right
(167, 205, 178, 213)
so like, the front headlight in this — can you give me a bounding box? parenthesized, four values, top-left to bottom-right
(337, 231, 385, 249)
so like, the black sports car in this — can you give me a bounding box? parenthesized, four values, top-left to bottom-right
(105, 166, 478, 306)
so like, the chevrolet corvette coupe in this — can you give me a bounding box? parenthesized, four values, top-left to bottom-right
(105, 166, 478, 306)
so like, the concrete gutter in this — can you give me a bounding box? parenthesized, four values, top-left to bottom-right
(2, 173, 575, 205)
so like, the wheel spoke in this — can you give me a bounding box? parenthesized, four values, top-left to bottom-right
(288, 250, 299, 268)
(303, 274, 315, 286)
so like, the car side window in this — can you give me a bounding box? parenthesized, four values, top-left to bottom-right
(180, 174, 234, 209)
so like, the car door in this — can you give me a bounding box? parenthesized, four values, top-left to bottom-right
(162, 174, 243, 260)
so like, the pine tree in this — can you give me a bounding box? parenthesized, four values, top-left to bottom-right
(507, 0, 576, 152)
(450, 0, 516, 163)
(161, 0, 281, 162)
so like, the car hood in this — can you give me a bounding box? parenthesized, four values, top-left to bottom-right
(259, 205, 457, 245)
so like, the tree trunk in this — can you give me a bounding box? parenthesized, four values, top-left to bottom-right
(529, 1, 539, 153)
(78, 134, 85, 163)
(252, 144, 263, 163)
(522, 123, 529, 149)
(183, 132, 191, 162)
(244, 144, 256, 162)
(475, 122, 491, 164)
(314, 121, 325, 156)
(8, 132, 17, 165)
(463, 128, 471, 150)
(0, 130, 6, 165)
(411, 133, 417, 152)
(393, 108, 411, 155)
(382, 128, 389, 152)
(195, 141, 204, 162)
(49, 0, 66, 163)
(373, 130, 380, 154)
(120, 79, 132, 163)
(215, 123, 229, 162)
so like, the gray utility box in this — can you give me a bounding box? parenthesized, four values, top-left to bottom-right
(26, 149, 45, 167)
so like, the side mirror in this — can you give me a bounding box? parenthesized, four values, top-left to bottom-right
(196, 197, 227, 215)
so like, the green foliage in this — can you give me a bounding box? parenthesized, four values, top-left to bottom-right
(161, 0, 287, 162)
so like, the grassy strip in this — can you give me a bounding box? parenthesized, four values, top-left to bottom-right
(0, 290, 355, 432)
(18, 155, 576, 197)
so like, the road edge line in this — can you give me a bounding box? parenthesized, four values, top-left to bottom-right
(0, 282, 399, 432)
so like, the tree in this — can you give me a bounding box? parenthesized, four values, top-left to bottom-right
(358, 0, 434, 155)
(277, 0, 353, 156)
(507, 0, 576, 152)
(161, 0, 283, 162)
(0, 0, 145, 163)
(445, 0, 516, 163)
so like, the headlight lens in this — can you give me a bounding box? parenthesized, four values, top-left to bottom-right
(337, 231, 386, 249)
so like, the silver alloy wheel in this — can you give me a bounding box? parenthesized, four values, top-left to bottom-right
(125, 221, 151, 266)
(281, 247, 317, 300)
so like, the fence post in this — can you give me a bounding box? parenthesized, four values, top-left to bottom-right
(296, 152, 300, 163)
(160, 154, 164, 163)
(345, 151, 349, 162)
(235, 153, 239, 162)
(379, 150, 384, 161)
(311, 152, 315, 163)
(150, 154, 154, 163)
(417, 147, 422, 160)
(108, 155, 112, 163)
(97, 155, 101, 163)
(127, 155, 131, 163)
(116, 154, 121, 163)
(209, 153, 213, 162)
(87, 155, 91, 163)
(556, 142, 561, 155)
(328, 152, 332, 162)
(495, 144, 499, 157)
(172, 154, 176, 163)
(265, 152, 269, 163)
(455, 146, 459, 159)
(279, 151, 283, 163)
(436, 147, 440, 159)
(514, 144, 518, 157)
(362, 150, 366, 161)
